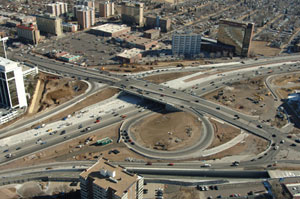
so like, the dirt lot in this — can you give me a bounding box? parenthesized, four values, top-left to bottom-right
(273, 73, 300, 86)
(130, 111, 202, 151)
(202, 134, 269, 161)
(207, 118, 240, 149)
(28, 73, 88, 115)
(0, 73, 88, 130)
(31, 87, 119, 127)
(251, 41, 281, 57)
(204, 77, 277, 120)
(271, 73, 300, 99)
(143, 71, 195, 84)
(164, 185, 200, 199)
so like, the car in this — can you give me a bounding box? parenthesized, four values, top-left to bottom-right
(16, 147, 21, 150)
(146, 162, 152, 165)
(78, 124, 83, 129)
(257, 124, 262, 128)
(295, 139, 300, 143)
(60, 130, 66, 135)
(287, 135, 292, 138)
(195, 100, 199, 103)
(5, 153, 12, 158)
(272, 134, 276, 137)
(201, 163, 211, 168)
(3, 149, 9, 153)
(172, 91, 176, 94)
(217, 195, 222, 198)
(168, 163, 174, 166)
(95, 119, 100, 123)
(280, 140, 285, 144)
(216, 107, 220, 110)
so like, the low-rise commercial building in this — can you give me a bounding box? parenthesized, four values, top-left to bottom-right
(62, 23, 78, 32)
(36, 14, 62, 36)
(144, 29, 160, 40)
(80, 158, 144, 199)
(17, 24, 40, 44)
(90, 24, 131, 37)
(59, 54, 81, 62)
(114, 34, 158, 50)
(117, 48, 142, 63)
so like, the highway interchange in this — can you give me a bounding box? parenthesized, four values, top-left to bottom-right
(2, 52, 300, 185)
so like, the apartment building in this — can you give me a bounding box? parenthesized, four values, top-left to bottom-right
(121, 1, 144, 27)
(145, 15, 171, 32)
(16, 24, 40, 44)
(172, 31, 201, 56)
(36, 14, 63, 36)
(80, 158, 144, 199)
(46, 2, 68, 17)
(75, 5, 95, 29)
(99, 0, 114, 18)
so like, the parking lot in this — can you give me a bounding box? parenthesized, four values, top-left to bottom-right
(36, 31, 124, 67)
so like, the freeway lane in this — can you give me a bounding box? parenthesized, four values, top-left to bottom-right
(6, 53, 300, 165)
(16, 53, 119, 84)
(0, 81, 99, 137)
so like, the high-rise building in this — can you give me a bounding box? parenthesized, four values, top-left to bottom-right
(17, 24, 40, 44)
(36, 14, 63, 36)
(172, 31, 201, 56)
(46, 2, 68, 17)
(76, 0, 95, 9)
(99, 0, 114, 18)
(145, 15, 171, 32)
(0, 57, 27, 108)
(75, 5, 95, 29)
(217, 19, 254, 57)
(80, 158, 144, 199)
(121, 1, 144, 27)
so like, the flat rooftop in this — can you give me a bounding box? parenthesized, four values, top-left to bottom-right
(117, 48, 142, 58)
(91, 24, 130, 34)
(220, 18, 254, 26)
(80, 158, 140, 198)
(0, 57, 18, 72)
(144, 29, 160, 34)
(117, 34, 157, 45)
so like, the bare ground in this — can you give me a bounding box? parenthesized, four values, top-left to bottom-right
(130, 112, 202, 151)
(201, 134, 269, 161)
(0, 73, 89, 130)
(207, 119, 240, 149)
(143, 71, 195, 84)
(30, 87, 120, 128)
(251, 41, 281, 57)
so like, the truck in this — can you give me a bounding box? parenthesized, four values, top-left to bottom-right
(96, 137, 112, 146)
